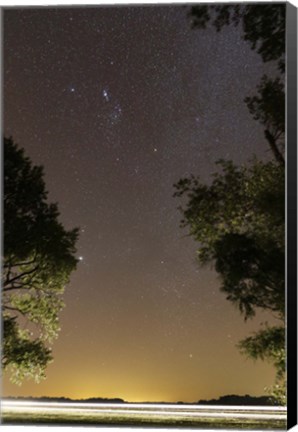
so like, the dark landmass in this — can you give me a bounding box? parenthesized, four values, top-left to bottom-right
(196, 394, 278, 406)
(4, 396, 125, 404)
(3, 394, 278, 405)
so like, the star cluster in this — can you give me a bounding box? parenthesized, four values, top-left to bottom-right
(3, 5, 277, 402)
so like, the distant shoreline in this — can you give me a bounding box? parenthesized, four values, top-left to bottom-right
(2, 394, 279, 406)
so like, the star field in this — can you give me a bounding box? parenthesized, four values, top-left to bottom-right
(3, 5, 278, 402)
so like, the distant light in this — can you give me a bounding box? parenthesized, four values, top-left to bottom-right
(78, 256, 84, 261)
(154, 148, 158, 152)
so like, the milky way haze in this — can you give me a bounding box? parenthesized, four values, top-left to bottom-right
(3, 5, 279, 402)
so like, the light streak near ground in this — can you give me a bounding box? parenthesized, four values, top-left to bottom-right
(2, 400, 287, 422)
(2, 400, 287, 410)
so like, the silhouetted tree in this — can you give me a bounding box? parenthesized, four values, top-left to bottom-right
(238, 326, 285, 403)
(174, 4, 286, 403)
(2, 137, 79, 384)
(189, 4, 285, 71)
(174, 159, 284, 318)
(189, 3, 285, 165)
(245, 76, 285, 166)
(174, 160, 285, 403)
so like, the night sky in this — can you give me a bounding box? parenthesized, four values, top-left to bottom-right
(3, 5, 279, 403)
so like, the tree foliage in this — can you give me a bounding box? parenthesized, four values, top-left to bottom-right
(245, 76, 285, 165)
(238, 326, 286, 405)
(174, 159, 285, 402)
(189, 3, 285, 167)
(2, 137, 79, 383)
(189, 4, 285, 72)
(174, 3, 286, 403)
(174, 159, 284, 320)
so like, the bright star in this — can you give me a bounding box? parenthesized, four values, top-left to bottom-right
(103, 89, 110, 101)
(78, 256, 84, 261)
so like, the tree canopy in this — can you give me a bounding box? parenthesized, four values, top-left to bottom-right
(189, 4, 285, 72)
(2, 137, 79, 384)
(174, 159, 284, 321)
(174, 3, 286, 403)
(174, 158, 285, 403)
(189, 3, 285, 167)
(245, 76, 285, 166)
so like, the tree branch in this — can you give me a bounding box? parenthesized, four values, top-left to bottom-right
(264, 129, 285, 166)
(3, 258, 37, 268)
(3, 266, 39, 290)
(2, 305, 27, 316)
